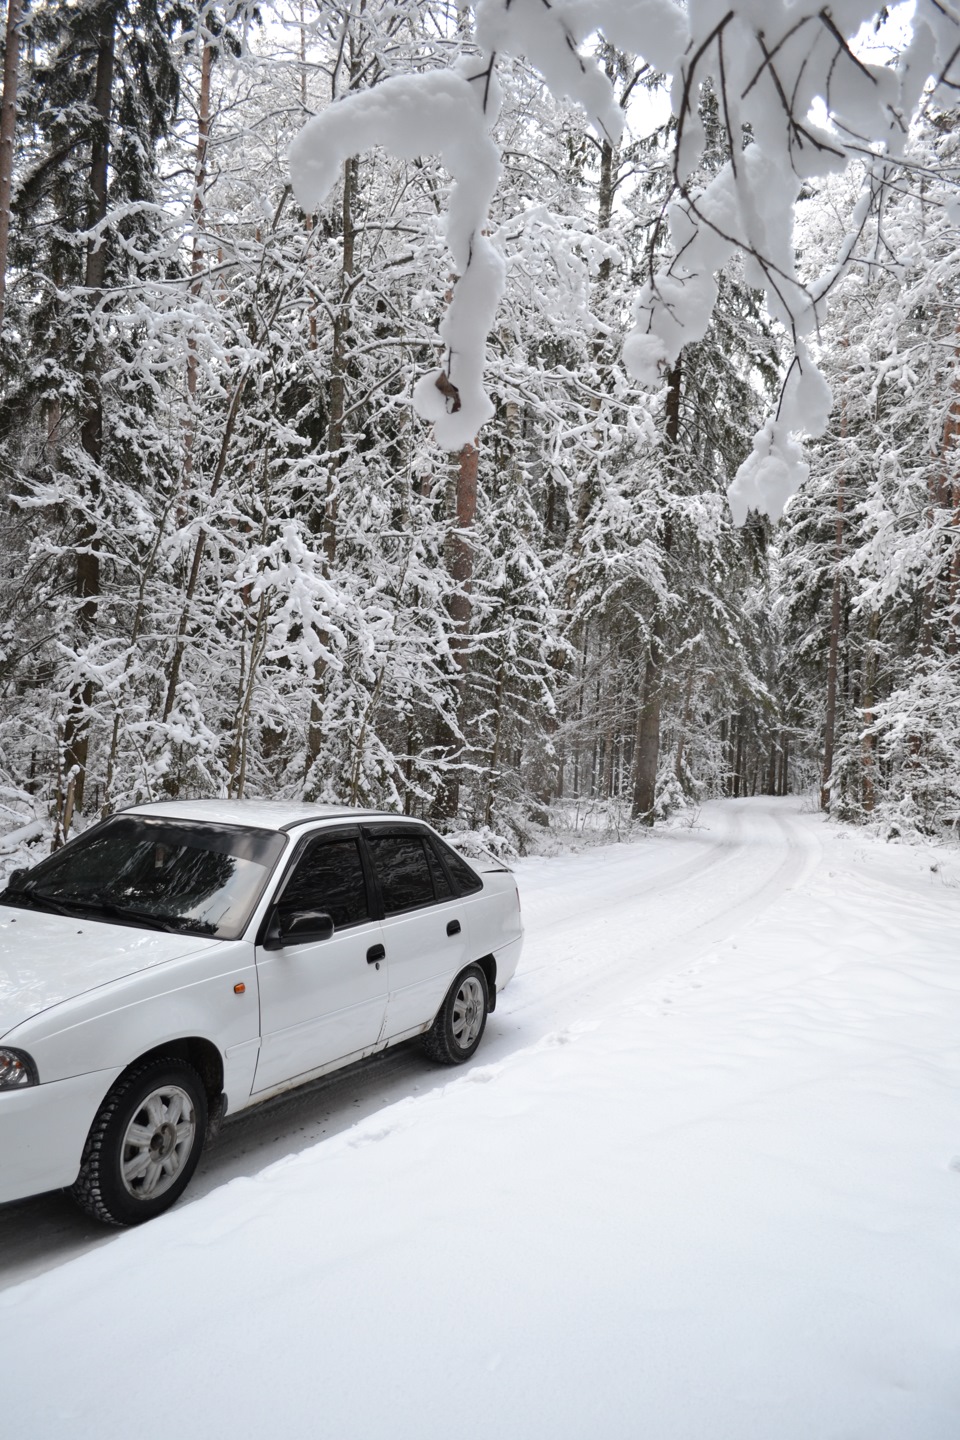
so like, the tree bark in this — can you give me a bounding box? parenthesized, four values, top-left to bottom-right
(733, 712, 746, 797)
(631, 359, 681, 823)
(0, 0, 25, 333)
(184, 37, 213, 481)
(304, 152, 357, 786)
(431, 437, 479, 823)
(777, 732, 790, 796)
(861, 609, 879, 813)
(61, 3, 116, 820)
(938, 353, 960, 654)
(820, 469, 845, 811)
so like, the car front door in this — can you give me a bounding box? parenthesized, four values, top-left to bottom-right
(365, 827, 469, 1039)
(252, 829, 388, 1094)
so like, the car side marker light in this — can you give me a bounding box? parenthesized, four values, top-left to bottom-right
(234, 983, 246, 995)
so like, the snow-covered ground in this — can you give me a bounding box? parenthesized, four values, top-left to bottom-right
(2, 796, 959, 1438)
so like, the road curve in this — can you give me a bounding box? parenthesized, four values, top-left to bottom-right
(0, 796, 819, 1292)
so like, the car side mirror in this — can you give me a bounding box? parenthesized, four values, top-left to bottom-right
(264, 907, 335, 950)
(5, 867, 28, 890)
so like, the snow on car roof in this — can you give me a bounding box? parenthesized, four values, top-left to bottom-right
(123, 799, 398, 833)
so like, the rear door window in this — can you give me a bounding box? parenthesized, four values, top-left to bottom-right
(367, 833, 439, 915)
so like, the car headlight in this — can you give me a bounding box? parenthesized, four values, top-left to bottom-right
(0, 1048, 38, 1089)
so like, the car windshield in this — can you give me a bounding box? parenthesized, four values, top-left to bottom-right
(1, 816, 287, 940)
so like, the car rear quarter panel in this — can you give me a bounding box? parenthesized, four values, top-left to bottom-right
(464, 870, 523, 987)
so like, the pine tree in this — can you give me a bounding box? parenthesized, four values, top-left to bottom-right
(2, 0, 187, 831)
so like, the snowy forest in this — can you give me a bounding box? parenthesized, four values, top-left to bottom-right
(0, 0, 958, 856)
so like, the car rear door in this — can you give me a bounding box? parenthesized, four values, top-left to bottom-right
(364, 826, 469, 1039)
(252, 828, 388, 1094)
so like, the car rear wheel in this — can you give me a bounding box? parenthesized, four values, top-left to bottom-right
(69, 1058, 208, 1227)
(423, 964, 489, 1065)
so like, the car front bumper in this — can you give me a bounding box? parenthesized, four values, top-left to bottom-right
(0, 1067, 120, 1205)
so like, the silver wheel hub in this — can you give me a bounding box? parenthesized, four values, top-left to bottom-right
(452, 976, 485, 1049)
(151, 1123, 177, 1160)
(120, 1084, 197, 1201)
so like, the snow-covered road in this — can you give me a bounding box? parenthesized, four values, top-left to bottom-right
(0, 795, 814, 1290)
(503, 795, 821, 1034)
(2, 797, 959, 1438)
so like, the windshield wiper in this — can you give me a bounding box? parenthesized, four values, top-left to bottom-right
(1, 886, 76, 917)
(1, 884, 217, 935)
(72, 897, 218, 936)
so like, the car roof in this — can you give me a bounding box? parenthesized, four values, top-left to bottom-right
(122, 799, 404, 834)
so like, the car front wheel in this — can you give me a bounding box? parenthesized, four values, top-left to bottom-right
(423, 964, 489, 1065)
(69, 1057, 208, 1227)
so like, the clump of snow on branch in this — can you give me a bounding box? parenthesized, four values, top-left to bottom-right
(288, 66, 504, 448)
(624, 1, 960, 520)
(728, 340, 833, 524)
(288, 0, 960, 518)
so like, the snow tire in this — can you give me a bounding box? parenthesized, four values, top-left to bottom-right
(69, 1057, 208, 1227)
(422, 964, 489, 1065)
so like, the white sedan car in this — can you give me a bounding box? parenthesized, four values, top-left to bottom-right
(0, 801, 523, 1226)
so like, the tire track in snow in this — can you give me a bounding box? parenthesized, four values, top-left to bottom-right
(0, 797, 820, 1291)
(492, 799, 821, 1044)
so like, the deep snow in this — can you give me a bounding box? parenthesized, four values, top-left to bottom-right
(2, 796, 959, 1438)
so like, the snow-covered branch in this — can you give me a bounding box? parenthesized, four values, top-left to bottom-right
(289, 65, 504, 447)
(287, 0, 960, 518)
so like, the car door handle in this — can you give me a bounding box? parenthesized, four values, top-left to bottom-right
(366, 943, 386, 964)
(446, 919, 461, 937)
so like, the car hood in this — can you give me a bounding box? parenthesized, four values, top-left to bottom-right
(0, 905, 221, 1039)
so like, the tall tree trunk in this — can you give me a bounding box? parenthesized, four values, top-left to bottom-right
(766, 740, 777, 796)
(156, 35, 213, 788)
(184, 38, 213, 482)
(733, 712, 746, 797)
(0, 0, 25, 332)
(431, 436, 479, 822)
(777, 731, 790, 796)
(632, 614, 665, 819)
(861, 609, 879, 813)
(938, 353, 960, 654)
(483, 659, 507, 827)
(631, 359, 681, 823)
(323, 154, 356, 567)
(820, 469, 845, 811)
(304, 152, 357, 787)
(449, 440, 479, 634)
(602, 686, 616, 800)
(673, 667, 695, 782)
(61, 3, 115, 821)
(103, 493, 177, 811)
(951, 476, 960, 653)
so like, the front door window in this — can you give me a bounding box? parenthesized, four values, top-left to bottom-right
(280, 836, 369, 927)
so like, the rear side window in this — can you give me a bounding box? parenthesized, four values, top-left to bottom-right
(281, 837, 370, 928)
(368, 834, 438, 914)
(425, 842, 453, 900)
(431, 838, 483, 896)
